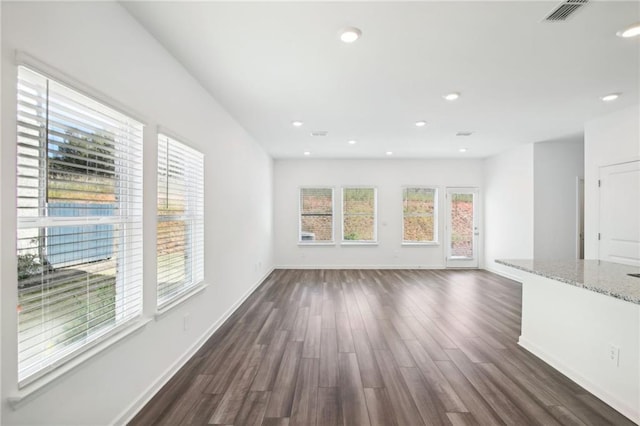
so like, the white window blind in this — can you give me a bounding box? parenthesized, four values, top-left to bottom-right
(157, 134, 204, 309)
(342, 187, 377, 243)
(299, 188, 334, 243)
(403, 187, 438, 243)
(16, 66, 144, 386)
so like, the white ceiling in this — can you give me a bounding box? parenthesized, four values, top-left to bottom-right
(123, 1, 640, 159)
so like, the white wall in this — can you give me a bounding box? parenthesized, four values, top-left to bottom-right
(483, 144, 534, 278)
(274, 159, 484, 268)
(533, 138, 584, 259)
(1, 2, 273, 425)
(584, 105, 640, 259)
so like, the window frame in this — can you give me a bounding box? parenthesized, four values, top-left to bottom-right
(401, 186, 439, 245)
(156, 131, 205, 313)
(341, 186, 378, 245)
(298, 186, 335, 245)
(14, 62, 145, 389)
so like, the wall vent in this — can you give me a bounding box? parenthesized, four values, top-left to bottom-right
(544, 0, 589, 22)
(311, 131, 328, 137)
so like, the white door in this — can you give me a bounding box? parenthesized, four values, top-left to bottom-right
(599, 161, 640, 266)
(445, 187, 479, 268)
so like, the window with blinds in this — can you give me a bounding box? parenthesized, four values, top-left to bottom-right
(342, 187, 377, 243)
(299, 188, 334, 243)
(403, 187, 438, 243)
(157, 134, 204, 309)
(16, 66, 144, 386)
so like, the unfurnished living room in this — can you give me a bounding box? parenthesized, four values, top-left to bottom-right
(0, 1, 639, 425)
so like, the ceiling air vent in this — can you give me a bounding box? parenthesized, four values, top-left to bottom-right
(311, 131, 328, 137)
(544, 0, 589, 22)
(456, 131, 473, 137)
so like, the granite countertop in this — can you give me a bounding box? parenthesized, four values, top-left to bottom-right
(496, 259, 640, 305)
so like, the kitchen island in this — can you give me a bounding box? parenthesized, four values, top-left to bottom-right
(496, 259, 640, 424)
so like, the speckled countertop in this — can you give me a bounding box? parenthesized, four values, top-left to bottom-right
(496, 259, 640, 305)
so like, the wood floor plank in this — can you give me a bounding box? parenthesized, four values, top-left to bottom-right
(446, 349, 531, 425)
(363, 387, 398, 426)
(232, 391, 270, 426)
(378, 319, 415, 367)
(290, 358, 319, 425)
(132, 270, 632, 426)
(302, 315, 322, 358)
(264, 341, 303, 418)
(338, 352, 371, 425)
(446, 412, 480, 426)
(321, 299, 336, 329)
(179, 393, 223, 426)
(400, 366, 452, 426)
(208, 344, 265, 424)
(319, 327, 339, 387)
(435, 360, 504, 426)
(477, 362, 561, 426)
(316, 387, 341, 426)
(351, 329, 384, 388)
(373, 349, 424, 426)
(335, 311, 355, 353)
(252, 330, 289, 392)
(160, 374, 212, 425)
(292, 307, 310, 342)
(404, 339, 467, 413)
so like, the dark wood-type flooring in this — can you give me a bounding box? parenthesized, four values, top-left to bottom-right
(130, 269, 634, 426)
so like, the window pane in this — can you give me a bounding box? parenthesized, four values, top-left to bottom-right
(343, 188, 376, 242)
(403, 187, 437, 242)
(157, 134, 204, 309)
(450, 193, 474, 257)
(16, 66, 143, 385)
(300, 188, 333, 242)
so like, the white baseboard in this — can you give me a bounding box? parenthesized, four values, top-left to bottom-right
(112, 267, 275, 426)
(518, 336, 639, 425)
(274, 264, 446, 270)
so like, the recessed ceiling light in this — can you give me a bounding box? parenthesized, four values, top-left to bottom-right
(303, 151, 311, 156)
(415, 121, 428, 127)
(443, 92, 460, 101)
(385, 151, 393, 156)
(348, 140, 357, 145)
(601, 93, 621, 102)
(459, 148, 468, 153)
(617, 22, 640, 38)
(291, 121, 304, 127)
(340, 27, 362, 43)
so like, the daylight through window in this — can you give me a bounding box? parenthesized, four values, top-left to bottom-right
(16, 66, 144, 385)
(157, 134, 204, 309)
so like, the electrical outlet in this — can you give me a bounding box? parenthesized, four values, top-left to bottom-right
(183, 313, 190, 331)
(608, 344, 620, 366)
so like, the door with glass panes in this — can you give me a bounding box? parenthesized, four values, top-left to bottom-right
(445, 187, 479, 268)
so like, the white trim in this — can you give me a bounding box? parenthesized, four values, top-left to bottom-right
(518, 337, 639, 425)
(113, 267, 275, 426)
(15, 51, 147, 126)
(401, 242, 440, 247)
(8, 318, 151, 409)
(274, 264, 445, 270)
(340, 242, 379, 246)
(154, 283, 208, 320)
(297, 242, 335, 246)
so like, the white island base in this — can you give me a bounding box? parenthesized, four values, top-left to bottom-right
(516, 271, 639, 424)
